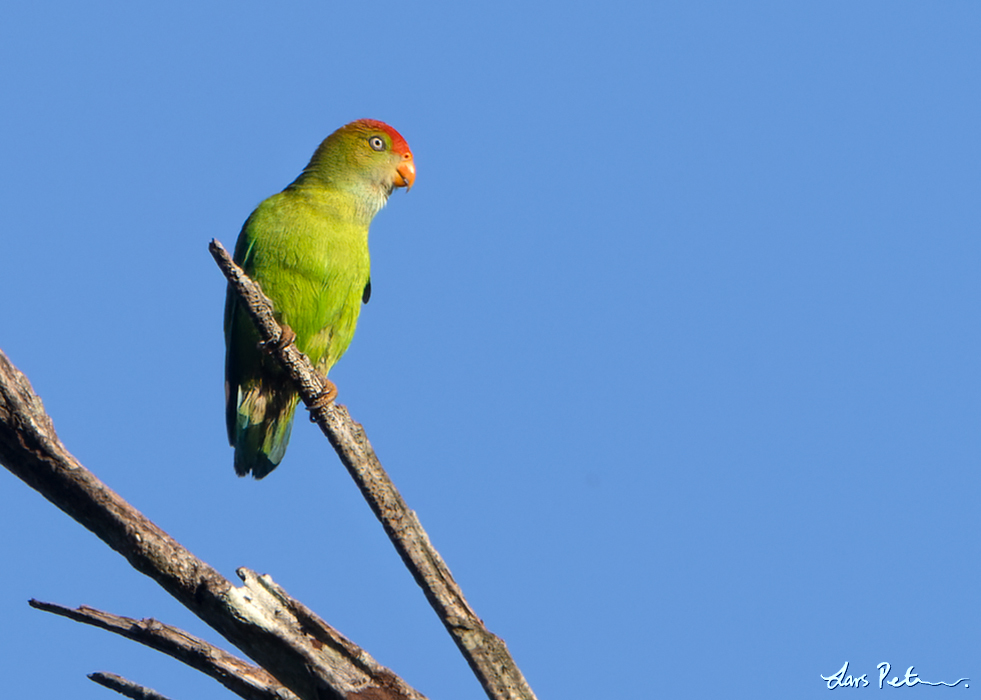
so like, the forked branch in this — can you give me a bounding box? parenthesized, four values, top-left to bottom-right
(0, 349, 425, 700)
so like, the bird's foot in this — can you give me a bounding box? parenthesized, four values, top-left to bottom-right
(259, 324, 297, 353)
(307, 378, 338, 420)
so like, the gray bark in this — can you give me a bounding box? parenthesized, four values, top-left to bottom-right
(89, 673, 176, 700)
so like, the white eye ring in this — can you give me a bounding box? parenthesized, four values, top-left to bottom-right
(369, 136, 386, 151)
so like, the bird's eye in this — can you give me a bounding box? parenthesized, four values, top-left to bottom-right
(368, 136, 386, 151)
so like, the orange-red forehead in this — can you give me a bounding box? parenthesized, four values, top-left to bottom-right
(349, 118, 411, 156)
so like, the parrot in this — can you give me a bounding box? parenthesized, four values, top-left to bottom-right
(223, 119, 415, 478)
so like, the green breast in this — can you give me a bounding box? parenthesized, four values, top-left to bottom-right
(242, 188, 371, 373)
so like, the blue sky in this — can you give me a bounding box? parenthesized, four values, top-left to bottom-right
(1, 2, 979, 698)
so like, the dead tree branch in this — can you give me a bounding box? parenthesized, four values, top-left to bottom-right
(0, 349, 425, 700)
(89, 673, 176, 700)
(30, 599, 297, 700)
(210, 239, 537, 700)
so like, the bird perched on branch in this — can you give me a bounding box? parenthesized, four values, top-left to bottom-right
(224, 119, 415, 478)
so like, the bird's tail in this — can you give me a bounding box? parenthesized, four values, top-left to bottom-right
(232, 384, 300, 479)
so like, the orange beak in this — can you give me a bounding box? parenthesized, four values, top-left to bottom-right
(395, 153, 416, 190)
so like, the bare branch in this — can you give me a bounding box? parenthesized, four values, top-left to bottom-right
(211, 239, 538, 700)
(30, 599, 297, 700)
(0, 349, 426, 700)
(89, 672, 175, 700)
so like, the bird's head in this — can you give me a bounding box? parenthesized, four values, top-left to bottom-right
(299, 119, 415, 202)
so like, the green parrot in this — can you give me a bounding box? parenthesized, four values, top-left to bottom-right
(224, 119, 415, 478)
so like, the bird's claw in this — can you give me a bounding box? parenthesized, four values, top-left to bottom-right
(307, 378, 338, 420)
(259, 324, 297, 353)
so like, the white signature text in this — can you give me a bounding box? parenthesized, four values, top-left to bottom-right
(821, 662, 968, 689)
